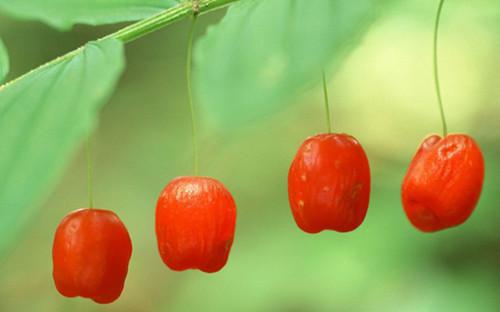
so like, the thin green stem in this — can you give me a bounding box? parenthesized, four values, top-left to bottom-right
(0, 0, 238, 91)
(433, 0, 448, 136)
(186, 14, 200, 176)
(86, 137, 94, 209)
(322, 70, 332, 133)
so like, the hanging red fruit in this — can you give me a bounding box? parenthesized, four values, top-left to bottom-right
(52, 208, 132, 304)
(156, 176, 237, 273)
(288, 133, 371, 233)
(402, 134, 484, 232)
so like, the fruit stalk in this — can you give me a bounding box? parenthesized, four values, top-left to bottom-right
(322, 70, 332, 133)
(86, 136, 94, 208)
(433, 0, 448, 136)
(186, 14, 200, 176)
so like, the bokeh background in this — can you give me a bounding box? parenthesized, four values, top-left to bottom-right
(0, 1, 499, 311)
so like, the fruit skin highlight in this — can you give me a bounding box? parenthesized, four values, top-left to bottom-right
(402, 134, 485, 232)
(288, 133, 371, 233)
(156, 176, 237, 273)
(52, 209, 132, 304)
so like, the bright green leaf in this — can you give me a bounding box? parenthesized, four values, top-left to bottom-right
(195, 0, 394, 126)
(0, 0, 179, 30)
(0, 38, 8, 82)
(0, 39, 125, 256)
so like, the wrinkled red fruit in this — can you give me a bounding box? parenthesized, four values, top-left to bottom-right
(402, 134, 484, 232)
(288, 133, 371, 233)
(52, 209, 132, 304)
(156, 176, 237, 273)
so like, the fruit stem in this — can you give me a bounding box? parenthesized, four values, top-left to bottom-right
(186, 11, 200, 176)
(322, 70, 332, 133)
(86, 136, 94, 209)
(433, 0, 448, 136)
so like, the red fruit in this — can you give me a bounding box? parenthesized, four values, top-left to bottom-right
(402, 134, 484, 232)
(288, 133, 371, 233)
(156, 176, 237, 273)
(52, 209, 132, 304)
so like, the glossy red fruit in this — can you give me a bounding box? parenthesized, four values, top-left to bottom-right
(156, 176, 237, 273)
(402, 134, 484, 232)
(52, 209, 132, 304)
(288, 133, 371, 233)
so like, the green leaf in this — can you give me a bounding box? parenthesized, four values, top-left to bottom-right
(0, 0, 179, 30)
(195, 0, 393, 126)
(0, 39, 125, 256)
(0, 38, 8, 83)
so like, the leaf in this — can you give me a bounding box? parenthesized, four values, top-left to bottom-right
(0, 38, 8, 82)
(195, 0, 394, 126)
(0, 39, 125, 256)
(0, 0, 179, 30)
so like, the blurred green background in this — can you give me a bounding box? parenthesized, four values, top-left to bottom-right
(1, 1, 499, 311)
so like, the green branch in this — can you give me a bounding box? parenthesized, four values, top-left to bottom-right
(0, 0, 238, 90)
(107, 0, 237, 43)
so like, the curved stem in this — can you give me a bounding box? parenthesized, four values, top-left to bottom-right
(433, 0, 448, 136)
(322, 70, 332, 133)
(86, 137, 94, 209)
(186, 14, 199, 176)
